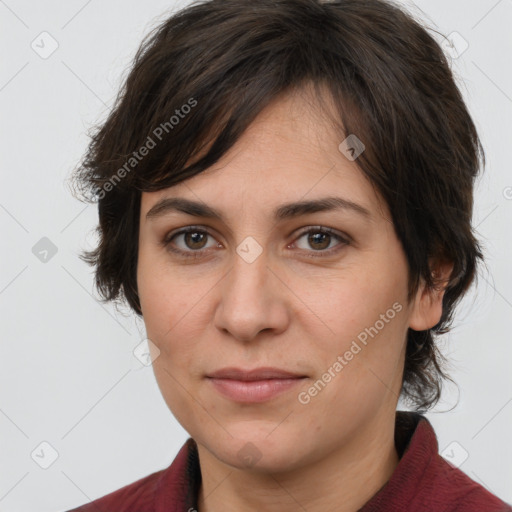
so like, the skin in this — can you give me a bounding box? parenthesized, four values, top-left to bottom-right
(137, 86, 449, 512)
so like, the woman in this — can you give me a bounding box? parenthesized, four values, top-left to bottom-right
(66, 0, 512, 510)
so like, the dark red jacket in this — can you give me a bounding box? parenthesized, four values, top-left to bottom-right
(65, 411, 512, 511)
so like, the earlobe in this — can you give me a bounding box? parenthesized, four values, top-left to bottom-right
(408, 261, 454, 331)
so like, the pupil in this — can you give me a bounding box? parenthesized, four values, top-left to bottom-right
(186, 232, 206, 249)
(310, 232, 329, 250)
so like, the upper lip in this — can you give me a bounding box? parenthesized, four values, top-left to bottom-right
(207, 367, 307, 381)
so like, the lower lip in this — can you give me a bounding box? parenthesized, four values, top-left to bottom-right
(207, 377, 306, 403)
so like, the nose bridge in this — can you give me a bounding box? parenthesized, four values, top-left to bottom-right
(227, 236, 270, 305)
(214, 235, 287, 341)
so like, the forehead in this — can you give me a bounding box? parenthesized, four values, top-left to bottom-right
(140, 88, 386, 220)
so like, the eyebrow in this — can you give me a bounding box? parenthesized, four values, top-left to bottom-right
(145, 196, 371, 222)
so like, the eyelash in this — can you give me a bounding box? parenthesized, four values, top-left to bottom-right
(161, 225, 350, 260)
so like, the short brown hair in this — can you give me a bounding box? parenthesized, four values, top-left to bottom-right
(71, 0, 485, 412)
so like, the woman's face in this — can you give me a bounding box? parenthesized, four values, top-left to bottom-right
(137, 90, 434, 473)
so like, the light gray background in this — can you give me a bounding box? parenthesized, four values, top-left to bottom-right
(1, 1, 511, 510)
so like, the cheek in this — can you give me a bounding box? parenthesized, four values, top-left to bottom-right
(138, 265, 204, 421)
(137, 248, 185, 346)
(309, 266, 407, 336)
(137, 258, 213, 373)
(303, 254, 409, 383)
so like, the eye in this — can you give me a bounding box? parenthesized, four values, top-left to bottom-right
(162, 225, 349, 259)
(162, 226, 221, 259)
(290, 226, 349, 257)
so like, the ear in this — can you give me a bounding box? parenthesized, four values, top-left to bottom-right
(409, 261, 454, 331)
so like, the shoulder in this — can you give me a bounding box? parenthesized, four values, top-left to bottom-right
(62, 438, 196, 512)
(422, 450, 512, 512)
(63, 467, 164, 512)
(364, 412, 512, 512)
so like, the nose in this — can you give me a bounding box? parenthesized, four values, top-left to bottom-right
(213, 245, 290, 343)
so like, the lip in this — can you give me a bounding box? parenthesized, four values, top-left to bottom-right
(207, 366, 307, 381)
(206, 367, 308, 403)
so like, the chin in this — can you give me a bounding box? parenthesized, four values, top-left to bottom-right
(202, 427, 312, 473)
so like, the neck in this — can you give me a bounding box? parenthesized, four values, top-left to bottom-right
(196, 409, 400, 512)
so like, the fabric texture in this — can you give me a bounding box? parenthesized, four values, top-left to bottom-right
(65, 410, 512, 512)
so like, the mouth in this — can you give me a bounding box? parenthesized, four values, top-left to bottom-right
(206, 367, 308, 403)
